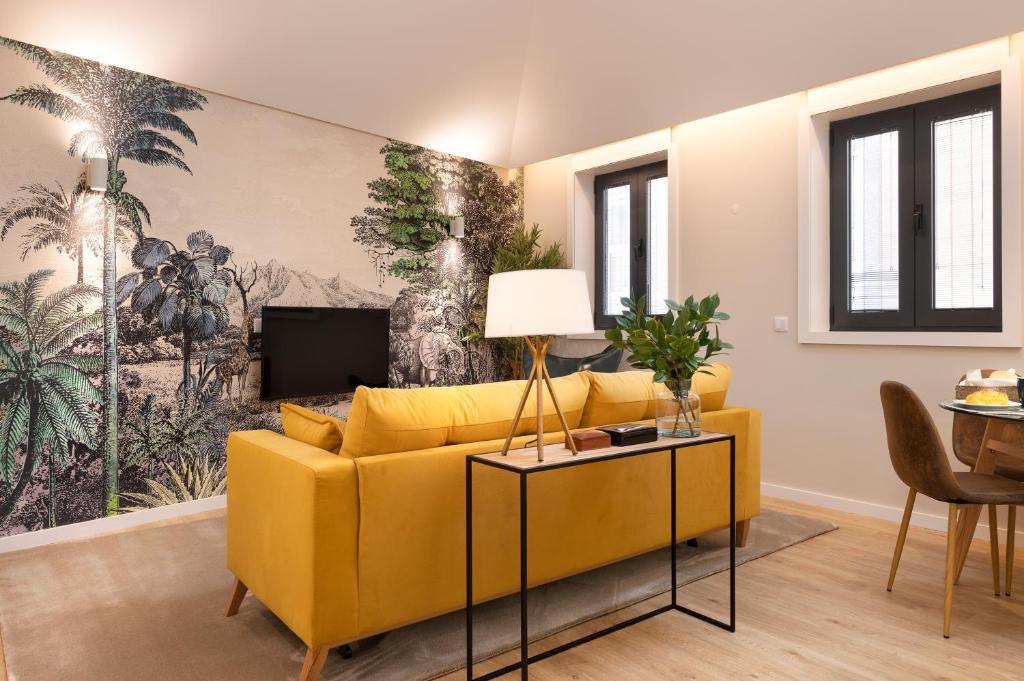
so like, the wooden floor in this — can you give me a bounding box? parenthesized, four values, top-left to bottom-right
(440, 498, 1024, 681)
(2, 498, 1022, 681)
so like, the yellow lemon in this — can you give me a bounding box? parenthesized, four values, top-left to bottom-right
(965, 389, 1010, 406)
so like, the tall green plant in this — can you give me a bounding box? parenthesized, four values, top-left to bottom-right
(0, 270, 102, 527)
(491, 222, 564, 274)
(116, 230, 231, 393)
(487, 222, 565, 376)
(606, 294, 732, 430)
(0, 37, 206, 515)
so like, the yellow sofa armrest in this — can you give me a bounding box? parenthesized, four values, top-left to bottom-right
(226, 430, 359, 648)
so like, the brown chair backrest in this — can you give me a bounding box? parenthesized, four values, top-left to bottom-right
(952, 411, 988, 467)
(880, 381, 963, 503)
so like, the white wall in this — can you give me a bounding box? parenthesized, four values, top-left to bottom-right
(524, 37, 1024, 529)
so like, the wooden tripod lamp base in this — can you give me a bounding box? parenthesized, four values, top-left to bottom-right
(483, 269, 596, 462)
(499, 336, 578, 461)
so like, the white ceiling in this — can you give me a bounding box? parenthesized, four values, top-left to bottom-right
(1, 1, 1024, 167)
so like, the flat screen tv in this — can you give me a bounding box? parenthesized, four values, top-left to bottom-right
(259, 306, 390, 400)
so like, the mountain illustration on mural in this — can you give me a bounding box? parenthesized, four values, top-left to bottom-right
(246, 260, 394, 314)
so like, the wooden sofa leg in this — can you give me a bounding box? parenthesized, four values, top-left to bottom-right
(299, 646, 330, 681)
(736, 519, 751, 548)
(224, 578, 248, 617)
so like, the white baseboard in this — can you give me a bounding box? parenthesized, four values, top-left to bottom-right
(0, 495, 225, 555)
(763, 481, 1023, 540)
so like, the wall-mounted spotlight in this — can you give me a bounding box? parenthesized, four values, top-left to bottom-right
(85, 157, 108, 192)
(449, 215, 465, 239)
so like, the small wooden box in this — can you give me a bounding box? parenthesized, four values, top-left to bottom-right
(567, 430, 612, 451)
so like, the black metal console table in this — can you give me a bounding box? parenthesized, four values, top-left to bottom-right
(465, 431, 736, 680)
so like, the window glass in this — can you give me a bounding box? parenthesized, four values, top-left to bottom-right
(647, 176, 669, 315)
(932, 110, 994, 309)
(602, 184, 631, 315)
(848, 130, 900, 311)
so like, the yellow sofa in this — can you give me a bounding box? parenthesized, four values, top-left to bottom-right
(224, 366, 761, 681)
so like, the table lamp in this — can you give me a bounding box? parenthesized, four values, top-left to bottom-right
(485, 269, 595, 461)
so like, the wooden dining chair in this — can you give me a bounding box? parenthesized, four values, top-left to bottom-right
(880, 381, 1024, 637)
(952, 370, 1024, 594)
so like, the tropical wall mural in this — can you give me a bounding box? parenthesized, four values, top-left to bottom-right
(0, 37, 531, 538)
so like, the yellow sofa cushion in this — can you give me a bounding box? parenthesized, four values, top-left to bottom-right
(694, 363, 731, 412)
(580, 364, 731, 427)
(341, 372, 591, 458)
(280, 403, 345, 454)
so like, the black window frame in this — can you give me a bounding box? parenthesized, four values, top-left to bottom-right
(594, 160, 668, 329)
(829, 85, 1001, 332)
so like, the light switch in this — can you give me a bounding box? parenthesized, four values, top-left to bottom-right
(773, 316, 789, 332)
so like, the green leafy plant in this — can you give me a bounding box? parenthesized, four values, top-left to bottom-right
(491, 222, 564, 274)
(0, 269, 102, 527)
(605, 293, 732, 432)
(351, 140, 451, 283)
(119, 454, 226, 511)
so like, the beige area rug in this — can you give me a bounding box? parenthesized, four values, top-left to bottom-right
(0, 509, 835, 681)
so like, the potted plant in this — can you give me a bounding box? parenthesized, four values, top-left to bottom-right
(605, 294, 732, 437)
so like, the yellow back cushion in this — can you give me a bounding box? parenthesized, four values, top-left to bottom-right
(580, 364, 732, 427)
(280, 403, 346, 454)
(341, 372, 592, 458)
(693, 363, 731, 412)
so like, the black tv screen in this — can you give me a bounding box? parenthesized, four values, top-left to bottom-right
(259, 306, 390, 400)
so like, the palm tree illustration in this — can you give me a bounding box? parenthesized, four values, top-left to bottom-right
(0, 37, 206, 515)
(0, 176, 150, 285)
(0, 270, 102, 527)
(117, 230, 231, 392)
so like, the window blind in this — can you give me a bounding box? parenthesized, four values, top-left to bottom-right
(602, 184, 631, 315)
(932, 110, 994, 310)
(647, 176, 669, 315)
(848, 130, 900, 311)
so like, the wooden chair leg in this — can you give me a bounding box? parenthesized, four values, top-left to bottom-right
(224, 578, 248, 617)
(736, 519, 751, 548)
(299, 646, 330, 681)
(887, 489, 916, 591)
(944, 504, 959, 638)
(988, 505, 1001, 596)
(1007, 506, 1017, 596)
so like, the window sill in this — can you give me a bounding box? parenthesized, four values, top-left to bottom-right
(799, 328, 1022, 348)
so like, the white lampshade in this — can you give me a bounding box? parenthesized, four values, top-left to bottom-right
(484, 269, 595, 338)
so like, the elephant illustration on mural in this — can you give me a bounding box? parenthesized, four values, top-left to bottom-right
(390, 330, 464, 388)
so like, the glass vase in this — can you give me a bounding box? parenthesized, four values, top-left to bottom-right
(655, 382, 701, 437)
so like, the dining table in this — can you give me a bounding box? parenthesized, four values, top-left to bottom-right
(939, 400, 1024, 582)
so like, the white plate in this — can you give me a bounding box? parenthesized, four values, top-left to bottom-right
(953, 399, 1022, 410)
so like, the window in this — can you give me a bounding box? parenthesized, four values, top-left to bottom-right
(594, 161, 669, 328)
(829, 85, 1001, 331)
